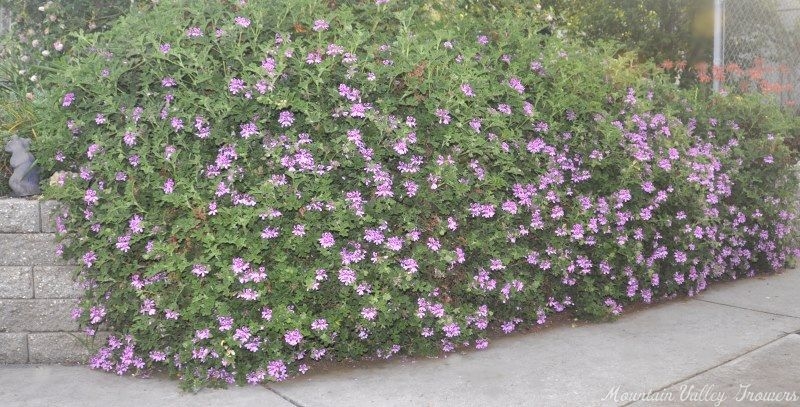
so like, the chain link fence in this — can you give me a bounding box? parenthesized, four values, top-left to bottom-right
(718, 0, 800, 109)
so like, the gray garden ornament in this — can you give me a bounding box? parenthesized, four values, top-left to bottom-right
(4, 134, 41, 196)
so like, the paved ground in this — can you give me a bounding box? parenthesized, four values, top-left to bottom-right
(1, 269, 799, 407)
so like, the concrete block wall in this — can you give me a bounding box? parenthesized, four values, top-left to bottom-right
(0, 198, 90, 364)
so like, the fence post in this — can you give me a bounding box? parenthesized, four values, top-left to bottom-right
(713, 0, 724, 93)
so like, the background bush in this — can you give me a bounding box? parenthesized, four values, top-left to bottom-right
(33, 0, 799, 389)
(540, 0, 714, 65)
(0, 0, 150, 195)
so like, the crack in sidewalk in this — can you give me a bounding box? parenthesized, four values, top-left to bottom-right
(618, 332, 797, 407)
(694, 298, 800, 320)
(265, 385, 306, 407)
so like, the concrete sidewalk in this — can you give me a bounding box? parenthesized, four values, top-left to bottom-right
(1, 269, 799, 407)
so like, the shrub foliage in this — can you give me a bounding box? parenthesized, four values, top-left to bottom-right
(34, 0, 798, 389)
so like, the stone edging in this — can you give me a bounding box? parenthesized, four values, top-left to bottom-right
(0, 198, 91, 364)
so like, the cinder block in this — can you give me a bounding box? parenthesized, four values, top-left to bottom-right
(29, 332, 92, 364)
(0, 266, 33, 298)
(39, 200, 64, 234)
(0, 299, 79, 332)
(33, 266, 82, 299)
(0, 233, 66, 266)
(0, 332, 28, 363)
(0, 198, 40, 233)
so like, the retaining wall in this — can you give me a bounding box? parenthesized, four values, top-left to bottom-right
(0, 198, 90, 364)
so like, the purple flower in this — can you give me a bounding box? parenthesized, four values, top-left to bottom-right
(604, 298, 623, 315)
(501, 201, 518, 214)
(170, 117, 184, 131)
(89, 306, 106, 324)
(313, 19, 329, 31)
(361, 307, 378, 321)
(233, 326, 251, 343)
(123, 131, 137, 146)
(477, 35, 489, 45)
(83, 251, 97, 268)
(435, 108, 451, 124)
(306, 52, 322, 65)
(338, 268, 356, 285)
(261, 57, 277, 74)
(284, 329, 303, 346)
(327, 43, 344, 56)
(246, 370, 266, 384)
(311, 348, 327, 360)
(386, 236, 403, 251)
(161, 77, 176, 87)
(116, 234, 131, 252)
(239, 122, 258, 138)
(267, 360, 288, 381)
(403, 180, 418, 197)
(469, 117, 482, 132)
(461, 83, 475, 97)
(163, 145, 177, 161)
(140, 298, 156, 315)
(489, 259, 505, 270)
(261, 226, 279, 239)
(231, 257, 250, 274)
(674, 272, 685, 285)
(508, 77, 525, 94)
(186, 27, 203, 37)
(229, 77, 245, 94)
(62, 92, 75, 107)
(278, 111, 295, 127)
(234, 16, 251, 27)
(163, 178, 175, 194)
(311, 319, 328, 331)
(159, 43, 171, 53)
(447, 217, 458, 231)
(400, 258, 419, 274)
(426, 237, 441, 252)
(442, 323, 461, 337)
(237, 288, 259, 300)
(83, 189, 99, 206)
(149, 351, 167, 361)
(319, 232, 335, 248)
(195, 329, 211, 340)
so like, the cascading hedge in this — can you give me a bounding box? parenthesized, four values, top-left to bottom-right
(33, 0, 799, 390)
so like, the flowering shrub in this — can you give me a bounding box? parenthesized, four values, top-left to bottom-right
(34, 0, 799, 389)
